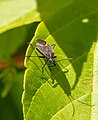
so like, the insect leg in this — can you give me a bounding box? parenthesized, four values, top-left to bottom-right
(26, 55, 45, 58)
(42, 59, 49, 74)
(48, 62, 56, 71)
(51, 44, 56, 49)
(27, 41, 50, 77)
(27, 42, 34, 47)
(26, 57, 41, 72)
(33, 47, 51, 76)
(26, 42, 45, 71)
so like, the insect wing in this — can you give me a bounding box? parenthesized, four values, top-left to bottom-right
(37, 42, 54, 59)
(36, 39, 46, 45)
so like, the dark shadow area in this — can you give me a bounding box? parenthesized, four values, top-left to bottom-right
(36, 0, 98, 91)
(0, 93, 22, 120)
(50, 63, 71, 96)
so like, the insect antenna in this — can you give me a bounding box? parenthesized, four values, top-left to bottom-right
(55, 58, 73, 62)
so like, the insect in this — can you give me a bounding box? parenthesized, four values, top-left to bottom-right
(27, 39, 72, 74)
(35, 39, 57, 72)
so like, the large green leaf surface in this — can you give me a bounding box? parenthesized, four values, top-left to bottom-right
(22, 0, 98, 120)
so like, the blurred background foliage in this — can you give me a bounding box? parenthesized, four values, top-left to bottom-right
(0, 21, 39, 120)
(0, 0, 40, 119)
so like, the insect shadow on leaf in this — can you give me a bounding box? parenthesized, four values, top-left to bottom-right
(26, 39, 93, 116)
(26, 39, 74, 88)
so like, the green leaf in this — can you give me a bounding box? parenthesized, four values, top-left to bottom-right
(22, 0, 98, 120)
(0, 0, 40, 33)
